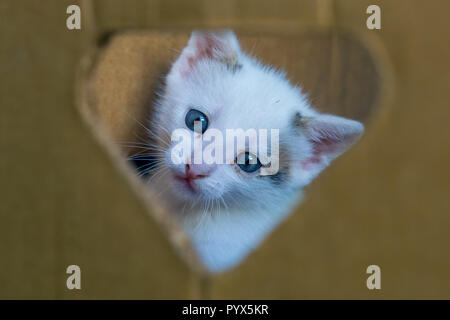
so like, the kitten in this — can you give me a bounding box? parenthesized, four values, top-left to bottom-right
(140, 30, 364, 272)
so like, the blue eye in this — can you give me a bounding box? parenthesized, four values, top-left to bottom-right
(185, 109, 208, 133)
(236, 152, 261, 173)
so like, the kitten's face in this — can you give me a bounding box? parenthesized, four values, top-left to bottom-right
(153, 31, 364, 208)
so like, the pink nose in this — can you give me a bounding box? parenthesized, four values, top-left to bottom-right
(185, 164, 214, 179)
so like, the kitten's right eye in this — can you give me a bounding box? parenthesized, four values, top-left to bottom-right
(185, 109, 208, 133)
(236, 152, 261, 173)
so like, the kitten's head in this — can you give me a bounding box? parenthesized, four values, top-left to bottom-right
(153, 31, 364, 208)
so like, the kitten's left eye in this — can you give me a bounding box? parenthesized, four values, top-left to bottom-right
(236, 152, 261, 173)
(185, 109, 208, 133)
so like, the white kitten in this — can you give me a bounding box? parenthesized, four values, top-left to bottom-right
(143, 30, 364, 272)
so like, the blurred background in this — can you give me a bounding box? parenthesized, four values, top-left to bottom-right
(0, 0, 449, 299)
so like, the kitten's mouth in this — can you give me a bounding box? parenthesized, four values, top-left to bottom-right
(173, 174, 197, 193)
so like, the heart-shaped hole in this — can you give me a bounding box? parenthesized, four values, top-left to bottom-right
(76, 30, 384, 274)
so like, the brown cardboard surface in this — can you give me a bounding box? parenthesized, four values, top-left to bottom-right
(0, 0, 193, 299)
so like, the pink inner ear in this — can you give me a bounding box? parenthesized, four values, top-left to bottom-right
(180, 36, 218, 77)
(299, 115, 364, 171)
(300, 136, 339, 170)
(179, 33, 233, 77)
(186, 38, 213, 69)
(194, 35, 218, 59)
(310, 136, 341, 156)
(300, 137, 339, 170)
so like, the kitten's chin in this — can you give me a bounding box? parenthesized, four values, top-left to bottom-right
(170, 176, 221, 204)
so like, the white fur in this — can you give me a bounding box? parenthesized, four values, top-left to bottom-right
(147, 30, 364, 272)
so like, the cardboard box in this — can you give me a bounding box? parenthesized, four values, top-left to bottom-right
(1, 0, 449, 299)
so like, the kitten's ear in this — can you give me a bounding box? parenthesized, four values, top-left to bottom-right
(170, 30, 241, 77)
(294, 113, 364, 181)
